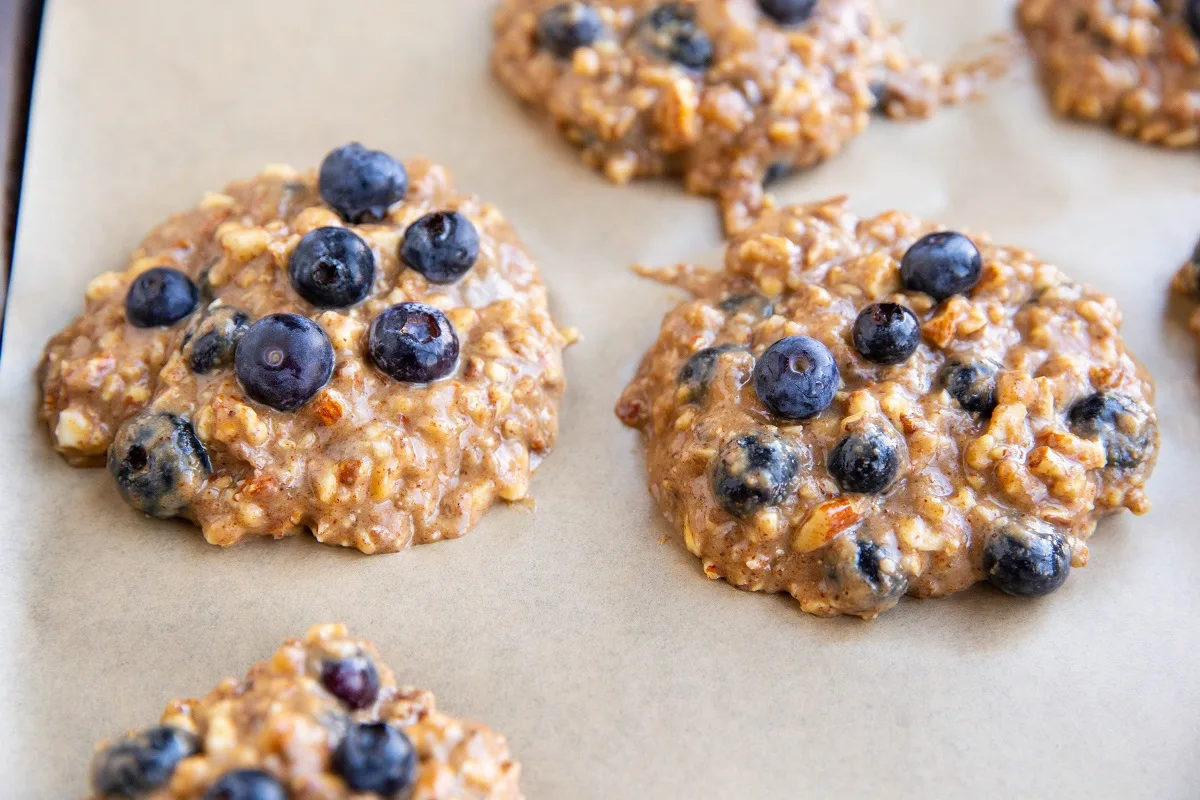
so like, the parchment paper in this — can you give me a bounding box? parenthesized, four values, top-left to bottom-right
(2, 1, 1199, 797)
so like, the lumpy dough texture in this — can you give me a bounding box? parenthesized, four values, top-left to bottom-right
(617, 197, 1158, 618)
(493, 0, 997, 234)
(39, 159, 572, 553)
(1172, 244, 1200, 341)
(1019, 0, 1200, 147)
(86, 625, 522, 799)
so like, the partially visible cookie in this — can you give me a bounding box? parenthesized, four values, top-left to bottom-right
(1019, 0, 1200, 147)
(86, 625, 522, 799)
(39, 144, 574, 553)
(493, 0, 999, 233)
(617, 198, 1157, 618)
(1171, 240, 1200, 339)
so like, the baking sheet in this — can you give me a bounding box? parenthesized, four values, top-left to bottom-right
(2, 0, 1200, 797)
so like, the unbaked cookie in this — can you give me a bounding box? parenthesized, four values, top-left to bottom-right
(1019, 0, 1200, 147)
(39, 144, 574, 553)
(86, 625, 521, 799)
(493, 0, 1003, 234)
(617, 197, 1157, 618)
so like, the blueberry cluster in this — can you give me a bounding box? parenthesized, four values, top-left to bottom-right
(90, 655, 416, 798)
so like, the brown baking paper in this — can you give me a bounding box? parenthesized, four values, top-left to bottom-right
(2, 1, 1200, 797)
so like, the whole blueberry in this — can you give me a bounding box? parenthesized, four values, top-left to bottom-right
(718, 293, 774, 317)
(125, 267, 199, 328)
(828, 429, 900, 494)
(753, 335, 840, 420)
(900, 231, 983, 302)
(711, 432, 799, 517)
(108, 412, 211, 519)
(538, 2, 605, 58)
(182, 306, 251, 374)
(941, 358, 1000, 417)
(824, 535, 908, 614)
(1067, 391, 1154, 469)
(983, 520, 1071, 598)
(400, 211, 480, 284)
(234, 313, 335, 411)
(852, 303, 920, 365)
(288, 227, 376, 308)
(318, 143, 408, 223)
(321, 657, 381, 710)
(202, 770, 286, 800)
(332, 722, 417, 795)
(677, 344, 744, 404)
(1188, 0, 1200, 39)
(368, 302, 460, 383)
(757, 0, 817, 25)
(91, 726, 199, 797)
(640, 3, 714, 70)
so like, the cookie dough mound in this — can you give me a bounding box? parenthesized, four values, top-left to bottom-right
(1019, 0, 1200, 147)
(39, 146, 573, 553)
(617, 198, 1157, 618)
(1172, 242, 1200, 339)
(86, 625, 522, 799)
(494, 0, 996, 234)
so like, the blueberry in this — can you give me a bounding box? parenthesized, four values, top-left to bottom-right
(753, 335, 840, 420)
(288, 227, 376, 308)
(900, 231, 983, 302)
(851, 302, 920, 365)
(108, 413, 211, 519)
(757, 0, 817, 26)
(941, 358, 1000, 417)
(677, 344, 744, 404)
(332, 722, 417, 795)
(401, 211, 480, 284)
(368, 302, 460, 383)
(982, 519, 1071, 598)
(828, 430, 900, 494)
(869, 80, 892, 112)
(1188, 0, 1200, 39)
(202, 770, 286, 800)
(320, 657, 381, 710)
(640, 3, 714, 70)
(718, 293, 774, 317)
(538, 2, 605, 58)
(1067, 391, 1154, 469)
(711, 432, 799, 517)
(234, 313, 335, 412)
(762, 162, 794, 187)
(318, 143, 409, 223)
(182, 306, 251, 374)
(824, 535, 908, 614)
(125, 267, 199, 328)
(91, 726, 199, 797)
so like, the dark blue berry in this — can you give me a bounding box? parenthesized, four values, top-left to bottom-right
(983, 520, 1071, 598)
(824, 535, 908, 614)
(757, 0, 817, 25)
(711, 432, 799, 517)
(401, 211, 480, 284)
(828, 429, 900, 494)
(320, 657, 380, 710)
(108, 413, 211, 519)
(183, 306, 251, 374)
(538, 2, 605, 58)
(318, 143, 408, 223)
(202, 770, 286, 800)
(1187, 0, 1200, 39)
(852, 302, 920, 365)
(753, 335, 840, 420)
(332, 722, 417, 795)
(1067, 391, 1153, 469)
(234, 313, 335, 412)
(368, 302, 460, 383)
(677, 344, 744, 404)
(900, 231, 983, 302)
(91, 726, 199, 797)
(288, 227, 376, 308)
(762, 162, 794, 187)
(718, 293, 774, 317)
(125, 267, 199, 328)
(640, 4, 713, 70)
(941, 359, 999, 417)
(869, 80, 892, 112)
